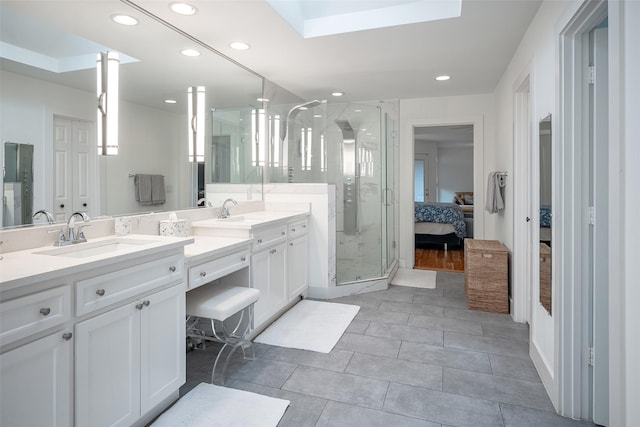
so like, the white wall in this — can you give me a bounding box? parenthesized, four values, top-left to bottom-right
(414, 141, 437, 202)
(437, 146, 474, 203)
(398, 94, 494, 269)
(0, 70, 187, 219)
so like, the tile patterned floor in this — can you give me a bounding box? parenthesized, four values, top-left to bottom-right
(181, 271, 597, 427)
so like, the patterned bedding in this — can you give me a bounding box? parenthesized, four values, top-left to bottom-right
(540, 205, 551, 228)
(414, 202, 466, 238)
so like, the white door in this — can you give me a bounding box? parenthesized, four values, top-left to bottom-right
(269, 243, 287, 314)
(590, 26, 609, 426)
(0, 330, 73, 427)
(75, 303, 141, 427)
(140, 285, 185, 414)
(53, 117, 96, 221)
(251, 248, 270, 326)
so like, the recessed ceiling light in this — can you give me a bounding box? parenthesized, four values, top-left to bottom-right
(314, 114, 322, 118)
(165, 99, 177, 104)
(111, 14, 138, 26)
(170, 2, 197, 15)
(331, 92, 343, 97)
(230, 42, 251, 51)
(354, 109, 362, 113)
(256, 97, 269, 102)
(435, 75, 451, 81)
(181, 48, 201, 57)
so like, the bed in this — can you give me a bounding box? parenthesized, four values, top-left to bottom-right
(540, 205, 551, 244)
(414, 202, 466, 248)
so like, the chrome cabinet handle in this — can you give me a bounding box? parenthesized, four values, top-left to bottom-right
(200, 271, 207, 277)
(291, 228, 296, 232)
(96, 289, 106, 297)
(281, 231, 285, 235)
(143, 300, 150, 307)
(135, 303, 144, 310)
(169, 266, 176, 272)
(270, 249, 277, 254)
(302, 224, 307, 228)
(289, 242, 294, 246)
(241, 256, 247, 262)
(40, 307, 51, 316)
(62, 332, 73, 341)
(257, 239, 263, 244)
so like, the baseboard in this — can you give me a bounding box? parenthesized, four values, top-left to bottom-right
(530, 338, 558, 412)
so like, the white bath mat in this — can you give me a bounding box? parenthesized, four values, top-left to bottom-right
(254, 300, 359, 353)
(151, 383, 290, 427)
(391, 268, 437, 289)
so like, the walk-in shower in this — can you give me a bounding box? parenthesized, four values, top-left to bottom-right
(276, 100, 397, 285)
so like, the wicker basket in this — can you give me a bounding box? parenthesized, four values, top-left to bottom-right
(539, 242, 551, 313)
(464, 239, 509, 313)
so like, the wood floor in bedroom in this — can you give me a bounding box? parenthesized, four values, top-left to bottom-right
(414, 245, 465, 272)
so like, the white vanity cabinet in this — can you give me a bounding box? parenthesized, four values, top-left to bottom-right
(75, 284, 185, 427)
(251, 225, 288, 327)
(287, 219, 309, 301)
(0, 285, 73, 427)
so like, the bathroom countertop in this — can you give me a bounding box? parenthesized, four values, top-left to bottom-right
(191, 210, 309, 231)
(0, 234, 193, 293)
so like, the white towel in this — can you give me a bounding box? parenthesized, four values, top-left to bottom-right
(485, 172, 504, 213)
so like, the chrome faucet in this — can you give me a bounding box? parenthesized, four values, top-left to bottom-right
(220, 198, 238, 219)
(197, 198, 213, 207)
(66, 211, 91, 243)
(33, 209, 55, 224)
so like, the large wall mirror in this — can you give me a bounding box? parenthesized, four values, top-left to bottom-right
(539, 114, 552, 314)
(0, 0, 264, 227)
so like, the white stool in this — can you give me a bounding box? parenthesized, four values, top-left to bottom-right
(186, 285, 260, 385)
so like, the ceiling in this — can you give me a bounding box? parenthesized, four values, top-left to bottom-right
(1, 0, 543, 105)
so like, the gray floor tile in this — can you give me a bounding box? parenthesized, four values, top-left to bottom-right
(282, 365, 389, 410)
(408, 313, 484, 335)
(330, 294, 381, 310)
(316, 401, 440, 427)
(443, 288, 466, 298)
(482, 322, 530, 342)
(384, 382, 504, 426)
(356, 308, 410, 325)
(409, 287, 445, 297)
(444, 307, 519, 325)
(224, 356, 298, 388)
(379, 300, 445, 317)
(363, 288, 416, 303)
(345, 352, 442, 390)
(335, 332, 401, 358)
(261, 346, 354, 372)
(413, 293, 468, 309)
(399, 341, 492, 374)
(366, 322, 444, 346)
(445, 332, 530, 358)
(500, 403, 598, 426)
(489, 354, 542, 382)
(345, 319, 370, 334)
(224, 379, 328, 427)
(443, 368, 554, 412)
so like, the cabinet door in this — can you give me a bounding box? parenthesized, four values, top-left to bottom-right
(251, 248, 270, 327)
(288, 235, 308, 300)
(76, 304, 141, 427)
(140, 285, 185, 414)
(1, 330, 72, 427)
(269, 242, 287, 311)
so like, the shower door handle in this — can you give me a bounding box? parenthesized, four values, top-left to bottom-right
(383, 188, 394, 207)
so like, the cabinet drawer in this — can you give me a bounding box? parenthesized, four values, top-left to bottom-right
(288, 219, 308, 238)
(188, 249, 250, 290)
(252, 226, 287, 251)
(1, 285, 71, 346)
(76, 254, 184, 316)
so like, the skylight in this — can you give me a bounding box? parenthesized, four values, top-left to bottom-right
(265, 0, 462, 38)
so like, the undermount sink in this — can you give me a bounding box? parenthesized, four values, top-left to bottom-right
(35, 238, 157, 258)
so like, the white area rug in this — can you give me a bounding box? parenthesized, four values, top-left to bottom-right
(254, 300, 360, 353)
(151, 383, 290, 427)
(391, 268, 437, 289)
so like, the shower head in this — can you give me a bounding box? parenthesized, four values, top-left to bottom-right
(282, 99, 326, 140)
(335, 120, 355, 141)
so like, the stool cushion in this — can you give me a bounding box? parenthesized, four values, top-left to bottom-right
(187, 285, 260, 321)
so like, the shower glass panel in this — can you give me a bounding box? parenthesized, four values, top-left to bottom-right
(271, 99, 397, 284)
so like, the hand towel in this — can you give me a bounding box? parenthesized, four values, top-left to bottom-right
(151, 174, 166, 205)
(485, 172, 504, 213)
(134, 174, 153, 205)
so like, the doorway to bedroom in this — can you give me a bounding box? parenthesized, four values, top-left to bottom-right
(413, 125, 474, 272)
